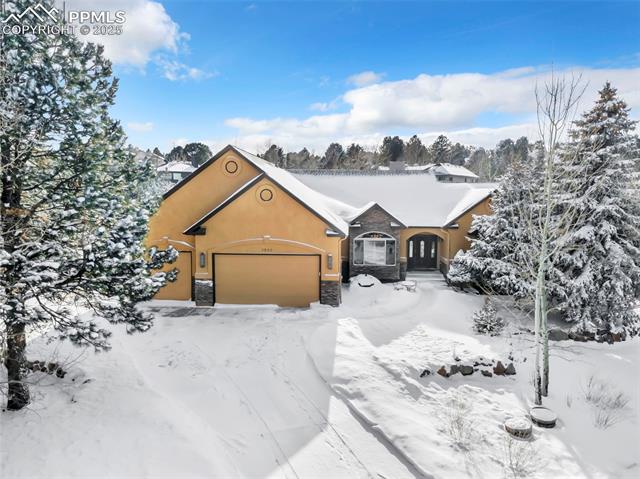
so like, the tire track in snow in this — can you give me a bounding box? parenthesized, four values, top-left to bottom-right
(269, 357, 376, 478)
(304, 349, 431, 479)
(190, 342, 301, 479)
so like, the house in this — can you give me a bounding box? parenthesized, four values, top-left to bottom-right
(376, 162, 479, 182)
(130, 147, 165, 168)
(294, 171, 493, 280)
(157, 161, 196, 183)
(147, 145, 493, 308)
(426, 163, 479, 183)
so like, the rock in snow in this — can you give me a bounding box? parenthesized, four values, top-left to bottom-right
(548, 329, 570, 341)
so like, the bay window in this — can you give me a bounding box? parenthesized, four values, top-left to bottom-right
(353, 232, 396, 266)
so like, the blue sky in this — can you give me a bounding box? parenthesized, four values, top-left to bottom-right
(92, 0, 640, 152)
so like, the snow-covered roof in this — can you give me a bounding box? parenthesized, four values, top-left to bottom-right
(294, 173, 495, 227)
(406, 165, 431, 171)
(223, 147, 351, 235)
(157, 161, 195, 173)
(429, 163, 479, 179)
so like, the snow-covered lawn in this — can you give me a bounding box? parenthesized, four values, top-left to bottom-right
(1, 274, 638, 478)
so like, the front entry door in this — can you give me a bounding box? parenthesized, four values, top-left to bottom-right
(407, 235, 438, 270)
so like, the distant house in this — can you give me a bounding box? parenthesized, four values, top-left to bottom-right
(148, 145, 494, 308)
(130, 147, 165, 168)
(157, 161, 195, 183)
(426, 163, 479, 183)
(376, 162, 479, 182)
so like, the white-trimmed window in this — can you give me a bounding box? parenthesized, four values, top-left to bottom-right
(353, 232, 396, 266)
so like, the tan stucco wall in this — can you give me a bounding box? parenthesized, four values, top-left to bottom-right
(446, 197, 492, 261)
(194, 177, 343, 283)
(398, 196, 492, 270)
(146, 150, 260, 268)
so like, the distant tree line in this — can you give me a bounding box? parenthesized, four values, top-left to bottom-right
(154, 143, 212, 168)
(148, 134, 536, 182)
(257, 134, 535, 181)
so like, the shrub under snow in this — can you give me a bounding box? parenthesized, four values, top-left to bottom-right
(473, 298, 505, 336)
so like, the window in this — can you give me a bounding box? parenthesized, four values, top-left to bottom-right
(420, 240, 425, 258)
(353, 232, 396, 266)
(409, 241, 413, 258)
(431, 241, 436, 259)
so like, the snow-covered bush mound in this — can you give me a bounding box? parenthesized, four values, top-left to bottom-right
(350, 274, 381, 288)
(341, 274, 422, 317)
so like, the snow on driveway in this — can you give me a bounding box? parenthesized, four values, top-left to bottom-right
(1, 273, 638, 478)
(0, 303, 419, 478)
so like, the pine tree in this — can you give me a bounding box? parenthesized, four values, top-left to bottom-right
(556, 83, 640, 334)
(1, 0, 176, 410)
(321, 143, 345, 169)
(448, 154, 544, 298)
(379, 136, 404, 165)
(472, 298, 504, 335)
(262, 144, 286, 168)
(429, 135, 452, 163)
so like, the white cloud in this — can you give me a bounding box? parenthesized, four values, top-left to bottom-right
(222, 65, 640, 151)
(309, 99, 340, 112)
(156, 57, 217, 81)
(347, 71, 384, 87)
(63, 0, 213, 81)
(62, 0, 188, 67)
(127, 121, 154, 132)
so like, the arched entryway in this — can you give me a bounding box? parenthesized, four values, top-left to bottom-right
(407, 234, 438, 270)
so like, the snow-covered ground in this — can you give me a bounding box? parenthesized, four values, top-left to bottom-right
(1, 274, 638, 478)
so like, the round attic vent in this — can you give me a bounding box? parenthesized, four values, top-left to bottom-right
(259, 188, 274, 202)
(224, 160, 239, 174)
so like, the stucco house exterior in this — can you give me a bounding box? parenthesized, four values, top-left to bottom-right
(147, 145, 493, 308)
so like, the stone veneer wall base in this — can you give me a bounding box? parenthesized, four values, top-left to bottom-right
(195, 279, 214, 306)
(320, 280, 341, 306)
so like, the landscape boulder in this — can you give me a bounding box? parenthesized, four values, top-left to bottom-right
(493, 361, 506, 375)
(548, 329, 569, 341)
(505, 363, 516, 375)
(459, 365, 474, 376)
(437, 366, 449, 378)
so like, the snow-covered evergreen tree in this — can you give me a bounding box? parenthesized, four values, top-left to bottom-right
(556, 83, 640, 333)
(448, 153, 544, 299)
(1, 0, 176, 410)
(472, 298, 504, 335)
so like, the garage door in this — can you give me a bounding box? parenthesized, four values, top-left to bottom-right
(214, 254, 320, 307)
(154, 251, 192, 300)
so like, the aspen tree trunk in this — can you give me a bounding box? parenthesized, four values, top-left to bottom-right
(542, 289, 549, 397)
